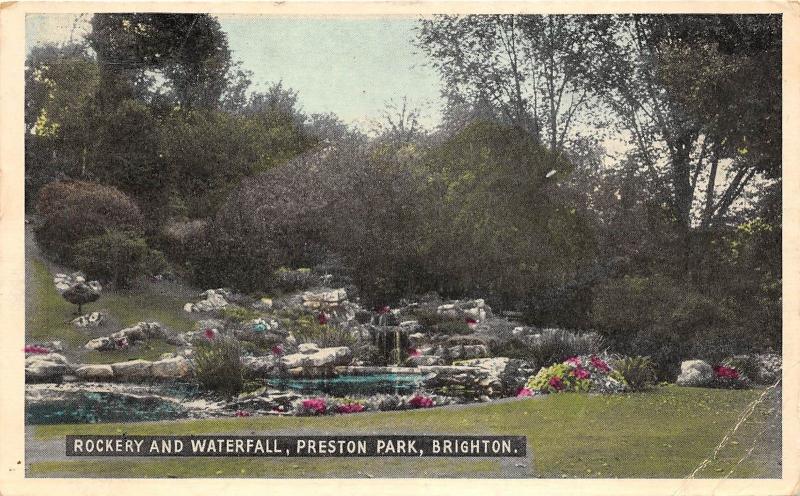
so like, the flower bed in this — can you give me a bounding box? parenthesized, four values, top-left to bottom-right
(524, 355, 627, 395)
(272, 393, 461, 417)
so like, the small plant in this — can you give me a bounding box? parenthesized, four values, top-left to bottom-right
(285, 315, 354, 348)
(613, 356, 657, 391)
(709, 364, 750, 389)
(221, 305, 262, 323)
(192, 335, 244, 396)
(298, 398, 327, 415)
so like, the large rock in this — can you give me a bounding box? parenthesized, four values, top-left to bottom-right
(71, 311, 106, 328)
(448, 344, 489, 360)
(112, 322, 164, 342)
(151, 356, 192, 379)
(408, 355, 443, 366)
(25, 353, 69, 382)
(302, 288, 347, 310)
(676, 359, 714, 387)
(298, 343, 320, 354)
(242, 355, 282, 377)
(74, 364, 114, 380)
(185, 289, 230, 313)
(282, 346, 352, 369)
(437, 298, 492, 322)
(456, 357, 532, 396)
(110, 360, 153, 381)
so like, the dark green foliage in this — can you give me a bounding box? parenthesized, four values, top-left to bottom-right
(192, 336, 244, 396)
(613, 356, 657, 391)
(34, 181, 144, 262)
(591, 275, 756, 380)
(71, 231, 151, 288)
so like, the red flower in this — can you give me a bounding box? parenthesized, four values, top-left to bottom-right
(590, 355, 610, 373)
(234, 410, 251, 417)
(23, 345, 50, 354)
(465, 317, 478, 328)
(336, 403, 365, 414)
(317, 312, 329, 325)
(409, 395, 434, 408)
(407, 348, 421, 357)
(302, 398, 327, 415)
(713, 365, 740, 379)
(203, 328, 216, 341)
(376, 305, 391, 315)
(516, 387, 534, 398)
(572, 367, 591, 380)
(548, 375, 564, 391)
(271, 344, 284, 356)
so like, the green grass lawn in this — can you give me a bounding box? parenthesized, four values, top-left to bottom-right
(29, 386, 780, 478)
(27, 259, 194, 363)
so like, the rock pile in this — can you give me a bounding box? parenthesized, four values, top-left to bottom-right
(184, 288, 231, 313)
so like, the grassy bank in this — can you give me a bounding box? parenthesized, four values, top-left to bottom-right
(27, 258, 195, 363)
(30, 386, 779, 478)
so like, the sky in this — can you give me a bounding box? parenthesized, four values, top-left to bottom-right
(25, 14, 445, 129)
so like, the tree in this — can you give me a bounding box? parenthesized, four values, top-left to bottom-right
(589, 15, 780, 235)
(418, 15, 611, 153)
(88, 14, 236, 110)
(62, 282, 100, 315)
(24, 43, 101, 207)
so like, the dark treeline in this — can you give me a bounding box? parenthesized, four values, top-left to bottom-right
(26, 14, 781, 377)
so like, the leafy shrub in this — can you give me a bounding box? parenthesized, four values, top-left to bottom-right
(522, 329, 604, 370)
(34, 180, 144, 262)
(71, 230, 155, 287)
(526, 355, 627, 394)
(612, 356, 657, 391)
(192, 335, 243, 396)
(285, 315, 354, 348)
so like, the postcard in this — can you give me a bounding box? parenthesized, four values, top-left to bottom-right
(0, 2, 797, 494)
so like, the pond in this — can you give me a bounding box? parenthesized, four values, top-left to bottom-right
(266, 373, 431, 396)
(26, 390, 189, 425)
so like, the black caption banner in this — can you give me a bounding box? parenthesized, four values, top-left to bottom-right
(66, 435, 526, 457)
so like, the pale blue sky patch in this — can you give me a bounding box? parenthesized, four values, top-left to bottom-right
(26, 14, 445, 129)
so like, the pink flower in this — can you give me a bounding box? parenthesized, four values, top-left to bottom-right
(572, 367, 591, 380)
(24, 345, 50, 354)
(271, 344, 284, 356)
(590, 355, 610, 372)
(516, 387, 534, 398)
(465, 317, 478, 328)
(302, 398, 327, 415)
(336, 402, 365, 414)
(234, 410, 251, 417)
(317, 312, 329, 325)
(548, 375, 565, 391)
(408, 348, 421, 357)
(409, 395, 434, 408)
(713, 365, 740, 379)
(203, 328, 216, 341)
(565, 356, 582, 367)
